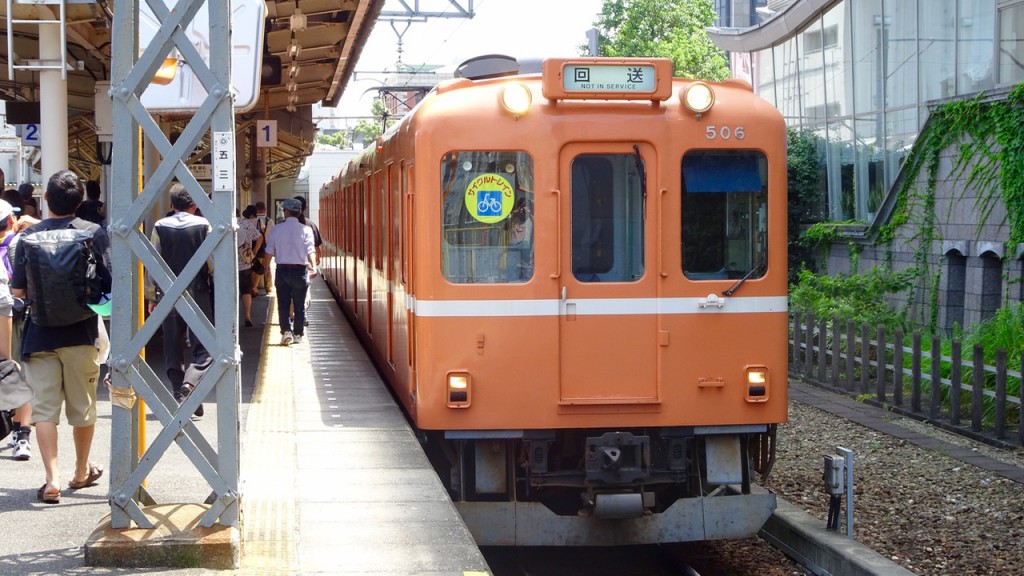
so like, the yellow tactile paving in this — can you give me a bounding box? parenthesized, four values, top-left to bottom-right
(240, 297, 298, 573)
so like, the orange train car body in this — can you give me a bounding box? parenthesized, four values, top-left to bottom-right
(319, 56, 788, 546)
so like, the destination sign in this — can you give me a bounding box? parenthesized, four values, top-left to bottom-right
(542, 58, 673, 101)
(563, 64, 656, 93)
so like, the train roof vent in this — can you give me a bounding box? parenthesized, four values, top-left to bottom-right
(454, 54, 520, 80)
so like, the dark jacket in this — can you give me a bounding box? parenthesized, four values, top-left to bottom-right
(10, 217, 111, 357)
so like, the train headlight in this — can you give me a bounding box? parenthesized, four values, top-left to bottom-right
(745, 367, 769, 402)
(501, 82, 532, 118)
(447, 372, 472, 408)
(682, 82, 715, 116)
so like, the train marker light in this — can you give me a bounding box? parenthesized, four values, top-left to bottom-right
(745, 367, 769, 402)
(682, 82, 715, 116)
(501, 83, 532, 118)
(447, 372, 472, 407)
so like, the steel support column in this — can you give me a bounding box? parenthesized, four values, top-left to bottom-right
(109, 0, 239, 529)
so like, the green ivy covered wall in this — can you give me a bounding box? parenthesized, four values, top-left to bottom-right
(821, 83, 1024, 333)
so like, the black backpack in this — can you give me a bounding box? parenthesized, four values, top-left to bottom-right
(21, 225, 109, 327)
(255, 216, 269, 257)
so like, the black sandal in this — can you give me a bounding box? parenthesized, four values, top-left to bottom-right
(36, 484, 60, 504)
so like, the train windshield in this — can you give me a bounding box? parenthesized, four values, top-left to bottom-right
(681, 150, 768, 281)
(440, 151, 535, 284)
(570, 154, 646, 282)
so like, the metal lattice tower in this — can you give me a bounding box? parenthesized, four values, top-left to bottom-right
(108, 0, 240, 529)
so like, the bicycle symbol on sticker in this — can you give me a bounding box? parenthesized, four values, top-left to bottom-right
(477, 191, 503, 216)
(464, 173, 514, 223)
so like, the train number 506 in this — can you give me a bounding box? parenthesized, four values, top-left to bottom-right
(705, 126, 746, 140)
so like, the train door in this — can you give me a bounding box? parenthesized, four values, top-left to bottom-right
(368, 171, 379, 336)
(385, 163, 393, 364)
(386, 163, 396, 366)
(356, 180, 364, 317)
(343, 185, 352, 304)
(557, 144, 658, 403)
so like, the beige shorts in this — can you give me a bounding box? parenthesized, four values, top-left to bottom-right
(26, 345, 100, 427)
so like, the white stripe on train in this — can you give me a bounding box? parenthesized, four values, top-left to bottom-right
(411, 296, 788, 317)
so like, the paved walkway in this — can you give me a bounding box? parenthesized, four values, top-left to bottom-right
(0, 281, 488, 575)
(0, 293, 269, 575)
(789, 379, 1024, 484)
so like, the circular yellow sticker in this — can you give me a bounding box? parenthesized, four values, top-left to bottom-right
(464, 173, 515, 223)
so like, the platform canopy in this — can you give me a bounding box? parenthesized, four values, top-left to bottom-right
(0, 0, 385, 180)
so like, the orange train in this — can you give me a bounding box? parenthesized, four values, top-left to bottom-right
(319, 56, 788, 546)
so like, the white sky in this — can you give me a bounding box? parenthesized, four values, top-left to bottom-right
(327, 0, 605, 120)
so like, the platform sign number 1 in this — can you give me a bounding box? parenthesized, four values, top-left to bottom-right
(22, 124, 41, 147)
(257, 120, 277, 148)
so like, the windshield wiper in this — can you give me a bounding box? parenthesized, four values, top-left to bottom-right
(722, 262, 763, 296)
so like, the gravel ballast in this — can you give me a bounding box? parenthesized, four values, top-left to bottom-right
(761, 397, 1024, 575)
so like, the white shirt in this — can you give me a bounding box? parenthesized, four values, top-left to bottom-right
(265, 216, 315, 266)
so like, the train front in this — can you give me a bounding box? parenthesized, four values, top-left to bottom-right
(408, 57, 788, 546)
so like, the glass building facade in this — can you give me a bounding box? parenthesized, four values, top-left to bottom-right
(728, 0, 1024, 222)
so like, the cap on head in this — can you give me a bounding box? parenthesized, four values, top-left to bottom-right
(282, 198, 302, 213)
(0, 199, 20, 221)
(16, 183, 33, 199)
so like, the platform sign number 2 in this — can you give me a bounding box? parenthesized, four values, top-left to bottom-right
(21, 124, 41, 147)
(257, 120, 277, 148)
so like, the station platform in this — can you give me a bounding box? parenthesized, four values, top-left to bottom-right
(0, 279, 491, 575)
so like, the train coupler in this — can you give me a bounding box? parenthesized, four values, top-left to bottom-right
(584, 431, 650, 484)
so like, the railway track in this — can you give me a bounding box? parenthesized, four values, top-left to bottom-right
(482, 545, 697, 576)
(481, 540, 807, 575)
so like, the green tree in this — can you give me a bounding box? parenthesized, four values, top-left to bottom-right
(592, 0, 730, 81)
(316, 130, 351, 149)
(353, 99, 398, 145)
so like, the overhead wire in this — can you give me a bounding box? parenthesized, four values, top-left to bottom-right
(387, 0, 487, 90)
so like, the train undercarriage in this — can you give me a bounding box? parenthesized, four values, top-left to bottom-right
(422, 424, 778, 545)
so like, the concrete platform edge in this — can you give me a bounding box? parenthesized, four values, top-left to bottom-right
(759, 494, 916, 576)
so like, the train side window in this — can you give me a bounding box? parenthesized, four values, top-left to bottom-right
(570, 154, 645, 283)
(440, 151, 535, 284)
(681, 150, 768, 281)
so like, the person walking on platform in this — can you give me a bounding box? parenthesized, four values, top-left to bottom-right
(237, 207, 262, 327)
(254, 201, 274, 294)
(265, 198, 316, 346)
(292, 195, 322, 258)
(0, 199, 32, 460)
(10, 171, 111, 503)
(16, 183, 38, 219)
(76, 180, 106, 227)
(146, 184, 212, 418)
(292, 195, 321, 327)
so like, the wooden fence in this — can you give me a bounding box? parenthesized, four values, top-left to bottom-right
(790, 311, 1024, 447)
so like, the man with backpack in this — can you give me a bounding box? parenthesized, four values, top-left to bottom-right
(254, 201, 274, 295)
(10, 170, 111, 504)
